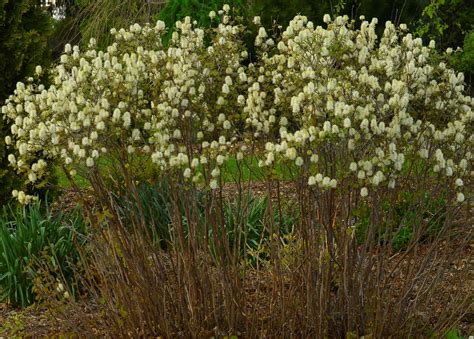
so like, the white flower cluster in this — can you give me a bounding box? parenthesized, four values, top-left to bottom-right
(244, 15, 473, 199)
(2, 7, 472, 204)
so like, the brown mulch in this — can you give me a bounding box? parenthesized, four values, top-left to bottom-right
(47, 182, 300, 222)
(220, 181, 299, 203)
(387, 232, 474, 335)
(0, 301, 106, 337)
(50, 187, 96, 215)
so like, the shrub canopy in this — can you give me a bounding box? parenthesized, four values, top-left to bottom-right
(1, 9, 472, 205)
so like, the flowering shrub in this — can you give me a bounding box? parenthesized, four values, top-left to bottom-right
(2, 7, 472, 336)
(252, 15, 473, 200)
(1, 9, 472, 206)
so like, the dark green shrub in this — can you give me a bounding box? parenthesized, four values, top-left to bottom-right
(248, 0, 426, 32)
(415, 0, 474, 91)
(416, 0, 473, 50)
(450, 30, 474, 94)
(460, 30, 474, 74)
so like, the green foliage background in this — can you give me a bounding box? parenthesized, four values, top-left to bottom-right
(415, 0, 474, 92)
(416, 0, 473, 50)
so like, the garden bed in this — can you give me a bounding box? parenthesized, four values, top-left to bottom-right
(1, 216, 472, 337)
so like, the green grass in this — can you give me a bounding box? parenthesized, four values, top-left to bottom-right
(444, 329, 464, 339)
(54, 166, 88, 188)
(222, 156, 297, 182)
(55, 154, 298, 189)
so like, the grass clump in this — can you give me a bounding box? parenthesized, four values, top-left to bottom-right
(0, 201, 86, 307)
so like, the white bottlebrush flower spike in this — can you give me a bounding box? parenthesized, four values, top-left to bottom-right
(360, 187, 368, 197)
